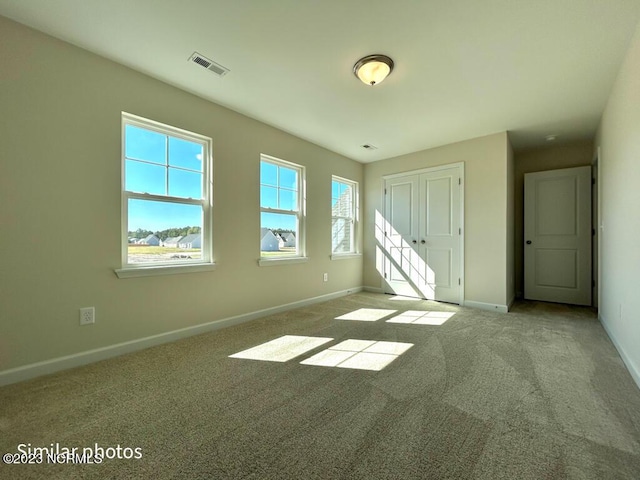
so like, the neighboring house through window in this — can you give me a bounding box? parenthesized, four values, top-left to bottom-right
(331, 176, 358, 255)
(120, 112, 212, 273)
(260, 155, 305, 261)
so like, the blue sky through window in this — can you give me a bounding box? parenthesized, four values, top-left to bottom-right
(129, 199, 202, 232)
(260, 160, 299, 231)
(332, 180, 351, 208)
(261, 212, 296, 232)
(126, 125, 204, 232)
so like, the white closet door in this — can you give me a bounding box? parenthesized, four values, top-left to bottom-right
(383, 175, 421, 297)
(383, 164, 462, 303)
(418, 168, 461, 303)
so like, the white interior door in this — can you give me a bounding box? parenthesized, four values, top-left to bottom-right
(418, 168, 461, 303)
(524, 166, 591, 305)
(383, 164, 462, 303)
(383, 175, 421, 297)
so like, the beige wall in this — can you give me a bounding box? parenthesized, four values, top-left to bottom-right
(513, 141, 593, 296)
(595, 19, 640, 386)
(0, 17, 363, 372)
(363, 132, 510, 307)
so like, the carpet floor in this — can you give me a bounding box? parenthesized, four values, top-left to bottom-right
(1, 292, 639, 479)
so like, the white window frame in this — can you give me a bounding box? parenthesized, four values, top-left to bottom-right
(331, 175, 359, 259)
(258, 154, 307, 266)
(115, 112, 214, 278)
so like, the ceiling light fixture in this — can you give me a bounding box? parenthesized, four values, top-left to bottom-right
(353, 54, 394, 86)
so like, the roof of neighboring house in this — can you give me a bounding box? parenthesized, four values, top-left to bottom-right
(164, 236, 183, 244)
(143, 234, 159, 242)
(179, 233, 201, 244)
(261, 228, 276, 239)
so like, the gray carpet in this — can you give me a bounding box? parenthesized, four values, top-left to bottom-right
(1, 292, 639, 479)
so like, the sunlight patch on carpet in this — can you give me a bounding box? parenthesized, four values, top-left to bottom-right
(301, 340, 413, 371)
(386, 310, 455, 325)
(229, 335, 333, 362)
(335, 308, 397, 322)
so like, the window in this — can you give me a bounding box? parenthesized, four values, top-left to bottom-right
(119, 113, 212, 275)
(260, 155, 305, 261)
(331, 176, 358, 255)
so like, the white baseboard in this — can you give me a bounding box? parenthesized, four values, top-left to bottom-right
(0, 287, 363, 387)
(599, 313, 640, 391)
(363, 288, 510, 313)
(363, 286, 384, 294)
(463, 300, 509, 314)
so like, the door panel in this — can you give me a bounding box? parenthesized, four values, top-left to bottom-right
(426, 177, 452, 236)
(535, 249, 577, 288)
(536, 177, 577, 235)
(390, 182, 413, 236)
(384, 177, 420, 297)
(524, 166, 591, 305)
(425, 248, 452, 288)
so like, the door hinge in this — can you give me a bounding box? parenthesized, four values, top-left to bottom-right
(592, 228, 595, 236)
(459, 227, 461, 235)
(458, 178, 461, 185)
(592, 280, 596, 287)
(384, 272, 387, 279)
(592, 178, 596, 185)
(384, 188, 387, 194)
(458, 278, 461, 285)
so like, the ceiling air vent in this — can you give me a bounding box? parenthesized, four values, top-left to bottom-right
(189, 52, 229, 77)
(361, 144, 378, 150)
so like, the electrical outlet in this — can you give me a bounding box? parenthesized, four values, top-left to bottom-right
(323, 273, 328, 282)
(80, 307, 95, 325)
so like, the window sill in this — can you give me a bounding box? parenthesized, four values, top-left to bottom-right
(330, 253, 362, 260)
(115, 262, 217, 278)
(258, 257, 309, 267)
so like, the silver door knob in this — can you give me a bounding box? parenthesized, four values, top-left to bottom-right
(412, 240, 417, 244)
(421, 240, 426, 244)
(526, 240, 532, 245)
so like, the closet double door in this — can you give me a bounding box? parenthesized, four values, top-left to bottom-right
(382, 164, 462, 304)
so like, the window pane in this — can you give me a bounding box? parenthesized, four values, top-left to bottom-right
(278, 188, 297, 211)
(332, 181, 340, 200)
(332, 194, 352, 217)
(261, 161, 278, 187)
(332, 218, 352, 253)
(125, 125, 166, 164)
(125, 160, 165, 195)
(261, 212, 297, 257)
(128, 199, 202, 264)
(169, 137, 203, 171)
(260, 186, 278, 209)
(168, 168, 202, 199)
(279, 166, 298, 190)
(331, 178, 356, 254)
(341, 183, 352, 199)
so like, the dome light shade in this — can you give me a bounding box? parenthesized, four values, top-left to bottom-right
(353, 55, 394, 86)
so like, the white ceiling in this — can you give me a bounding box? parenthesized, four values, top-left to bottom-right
(2, 0, 639, 162)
